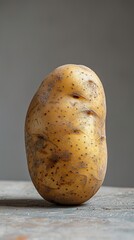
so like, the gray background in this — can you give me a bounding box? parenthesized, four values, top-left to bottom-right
(0, 0, 134, 187)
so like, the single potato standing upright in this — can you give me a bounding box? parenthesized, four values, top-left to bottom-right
(25, 64, 107, 205)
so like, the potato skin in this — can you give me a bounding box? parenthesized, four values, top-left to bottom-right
(25, 64, 107, 205)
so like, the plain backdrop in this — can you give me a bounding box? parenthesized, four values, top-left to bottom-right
(0, 0, 134, 187)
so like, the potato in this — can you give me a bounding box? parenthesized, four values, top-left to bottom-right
(25, 64, 107, 205)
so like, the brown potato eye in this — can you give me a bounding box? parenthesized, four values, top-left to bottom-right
(72, 93, 80, 99)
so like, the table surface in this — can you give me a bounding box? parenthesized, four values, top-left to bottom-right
(0, 181, 134, 240)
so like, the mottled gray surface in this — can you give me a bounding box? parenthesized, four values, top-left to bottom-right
(0, 181, 134, 240)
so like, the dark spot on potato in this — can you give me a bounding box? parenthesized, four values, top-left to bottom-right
(39, 76, 62, 104)
(35, 135, 48, 152)
(85, 109, 98, 117)
(88, 80, 98, 97)
(71, 93, 80, 99)
(100, 135, 105, 141)
(88, 80, 97, 87)
(77, 161, 87, 169)
(34, 158, 45, 167)
(60, 150, 72, 162)
(44, 186, 56, 193)
(47, 150, 71, 169)
(85, 109, 96, 115)
(49, 153, 59, 164)
(73, 129, 81, 134)
(70, 101, 77, 107)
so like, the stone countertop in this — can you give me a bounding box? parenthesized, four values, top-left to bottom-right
(0, 181, 134, 240)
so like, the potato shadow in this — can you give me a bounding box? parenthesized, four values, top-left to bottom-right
(0, 198, 54, 208)
(0, 198, 84, 208)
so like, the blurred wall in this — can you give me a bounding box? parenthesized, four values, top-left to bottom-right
(0, 0, 134, 187)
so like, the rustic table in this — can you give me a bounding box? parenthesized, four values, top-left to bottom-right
(0, 181, 134, 240)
